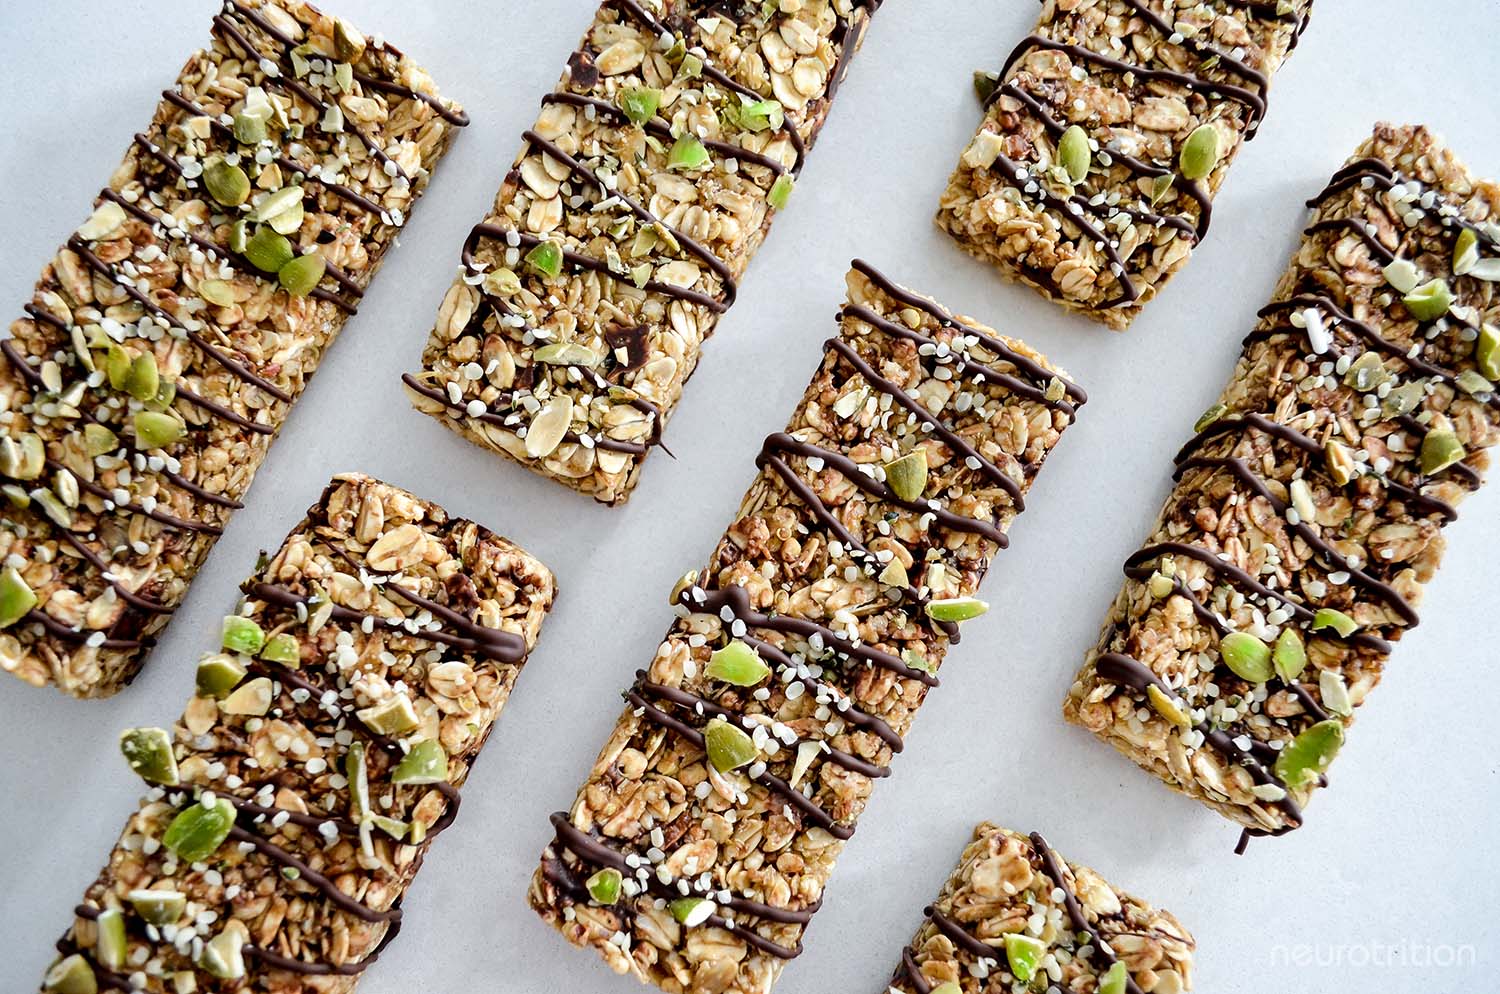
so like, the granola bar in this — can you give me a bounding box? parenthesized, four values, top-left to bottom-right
(403, 0, 877, 505)
(0, 0, 467, 697)
(939, 0, 1313, 329)
(528, 261, 1084, 993)
(41, 473, 556, 993)
(1064, 124, 1500, 845)
(886, 823, 1195, 994)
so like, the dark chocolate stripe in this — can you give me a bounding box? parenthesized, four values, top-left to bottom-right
(635, 673, 890, 778)
(624, 687, 854, 839)
(1029, 831, 1143, 994)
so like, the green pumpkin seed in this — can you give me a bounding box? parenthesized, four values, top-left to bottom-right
(1453, 228, 1478, 275)
(220, 676, 273, 716)
(618, 87, 662, 125)
(95, 909, 127, 971)
(1343, 351, 1391, 392)
(586, 867, 623, 904)
(1149, 172, 1176, 206)
(203, 159, 251, 207)
(1420, 428, 1465, 475)
(525, 241, 564, 279)
(972, 71, 998, 104)
(199, 279, 237, 307)
(1219, 632, 1273, 683)
(1099, 961, 1130, 994)
(1319, 669, 1353, 716)
(249, 186, 305, 228)
(704, 717, 756, 772)
(357, 693, 420, 735)
(1146, 684, 1191, 729)
(1310, 607, 1357, 637)
(392, 739, 449, 785)
(1402, 279, 1454, 321)
(233, 111, 268, 145)
(1273, 718, 1343, 790)
(484, 267, 522, 297)
(127, 889, 187, 925)
(162, 797, 236, 863)
(736, 99, 784, 133)
(884, 450, 928, 502)
(1456, 369, 1494, 395)
(221, 615, 265, 654)
(133, 411, 184, 449)
(0, 433, 45, 480)
(42, 955, 97, 994)
(196, 653, 247, 698)
(245, 226, 294, 273)
(346, 740, 371, 821)
(925, 597, 988, 623)
(667, 135, 710, 171)
(278, 253, 326, 297)
(198, 926, 246, 980)
(1380, 258, 1420, 294)
(669, 897, 715, 926)
(120, 727, 180, 786)
(1178, 124, 1221, 181)
(1477, 324, 1500, 381)
(1193, 403, 1227, 433)
(1380, 380, 1425, 418)
(81, 423, 118, 458)
(768, 173, 794, 211)
(0, 567, 38, 629)
(229, 219, 250, 253)
(1273, 628, 1307, 682)
(706, 640, 771, 686)
(533, 342, 599, 367)
(1004, 933, 1047, 983)
(1057, 125, 1091, 184)
(260, 632, 301, 665)
(125, 351, 160, 402)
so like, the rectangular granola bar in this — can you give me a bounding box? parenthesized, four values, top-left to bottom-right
(939, 0, 1312, 329)
(886, 823, 1195, 994)
(404, 0, 877, 504)
(43, 473, 556, 993)
(0, 0, 467, 697)
(1064, 124, 1500, 844)
(528, 262, 1084, 992)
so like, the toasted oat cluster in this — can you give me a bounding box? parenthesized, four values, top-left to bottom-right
(528, 263, 1083, 993)
(405, 0, 878, 505)
(1066, 124, 1500, 842)
(939, 0, 1312, 329)
(43, 474, 556, 993)
(0, 0, 466, 697)
(887, 823, 1195, 994)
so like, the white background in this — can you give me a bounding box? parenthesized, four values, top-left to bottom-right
(1, 2, 1496, 991)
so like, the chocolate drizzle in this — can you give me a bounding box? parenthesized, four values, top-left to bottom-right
(545, 814, 807, 959)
